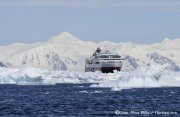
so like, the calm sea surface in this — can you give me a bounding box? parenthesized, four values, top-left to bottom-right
(0, 84, 179, 117)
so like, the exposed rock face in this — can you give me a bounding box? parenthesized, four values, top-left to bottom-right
(148, 53, 180, 71)
(124, 55, 138, 69)
(46, 52, 67, 71)
(0, 61, 7, 68)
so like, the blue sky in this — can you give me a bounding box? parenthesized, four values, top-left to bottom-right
(0, 0, 180, 45)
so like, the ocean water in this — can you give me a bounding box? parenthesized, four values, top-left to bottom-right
(0, 84, 179, 117)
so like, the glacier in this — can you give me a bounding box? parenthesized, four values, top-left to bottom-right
(0, 64, 180, 91)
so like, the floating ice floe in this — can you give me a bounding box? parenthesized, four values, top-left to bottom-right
(0, 64, 180, 91)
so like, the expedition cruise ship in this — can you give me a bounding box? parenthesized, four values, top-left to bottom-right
(85, 47, 123, 73)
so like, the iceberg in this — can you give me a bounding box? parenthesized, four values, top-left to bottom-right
(0, 64, 180, 91)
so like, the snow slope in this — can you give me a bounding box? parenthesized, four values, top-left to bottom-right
(0, 32, 180, 72)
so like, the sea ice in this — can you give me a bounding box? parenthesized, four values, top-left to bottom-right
(0, 64, 179, 90)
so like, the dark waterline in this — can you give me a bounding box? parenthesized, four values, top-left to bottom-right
(0, 84, 180, 117)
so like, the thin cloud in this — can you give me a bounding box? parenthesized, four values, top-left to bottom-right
(0, 0, 180, 8)
(0, 0, 103, 7)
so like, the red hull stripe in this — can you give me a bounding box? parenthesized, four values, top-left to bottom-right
(101, 67, 121, 70)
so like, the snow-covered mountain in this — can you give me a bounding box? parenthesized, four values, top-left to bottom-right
(0, 32, 180, 72)
(0, 61, 7, 68)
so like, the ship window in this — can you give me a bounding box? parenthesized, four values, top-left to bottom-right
(110, 55, 121, 58)
(100, 55, 109, 58)
(95, 62, 100, 64)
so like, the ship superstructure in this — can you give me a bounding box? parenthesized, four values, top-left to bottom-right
(85, 47, 123, 73)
